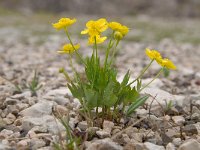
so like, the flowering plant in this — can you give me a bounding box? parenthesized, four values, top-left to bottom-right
(52, 18, 176, 126)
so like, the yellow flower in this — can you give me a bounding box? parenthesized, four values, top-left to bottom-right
(158, 58, 177, 70)
(52, 18, 76, 30)
(109, 22, 129, 37)
(81, 18, 108, 36)
(57, 44, 80, 54)
(88, 35, 107, 45)
(145, 48, 162, 60)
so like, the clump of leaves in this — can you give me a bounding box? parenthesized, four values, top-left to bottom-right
(25, 70, 42, 96)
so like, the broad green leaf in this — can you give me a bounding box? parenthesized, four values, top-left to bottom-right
(103, 81, 118, 107)
(124, 87, 139, 103)
(126, 95, 149, 116)
(84, 88, 98, 109)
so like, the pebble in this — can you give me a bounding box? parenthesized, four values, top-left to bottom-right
(96, 130, 111, 139)
(144, 142, 165, 150)
(178, 139, 200, 150)
(172, 138, 182, 147)
(103, 120, 114, 134)
(86, 138, 123, 150)
(78, 121, 88, 131)
(183, 124, 198, 135)
(172, 116, 185, 125)
(20, 101, 53, 117)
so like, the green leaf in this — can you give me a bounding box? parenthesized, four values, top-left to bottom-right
(126, 95, 149, 116)
(84, 88, 98, 109)
(121, 70, 130, 87)
(136, 79, 142, 91)
(103, 80, 118, 107)
(163, 67, 170, 77)
(124, 87, 139, 103)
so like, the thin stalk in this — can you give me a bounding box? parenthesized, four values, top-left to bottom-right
(104, 31, 114, 68)
(64, 28, 86, 66)
(94, 36, 98, 63)
(128, 59, 154, 86)
(109, 40, 119, 67)
(139, 68, 163, 92)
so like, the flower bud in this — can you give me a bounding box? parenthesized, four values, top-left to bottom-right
(114, 31, 123, 40)
(59, 68, 65, 73)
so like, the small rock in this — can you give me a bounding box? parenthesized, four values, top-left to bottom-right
(96, 130, 110, 139)
(21, 115, 65, 134)
(124, 142, 145, 150)
(136, 109, 148, 117)
(54, 105, 68, 116)
(17, 139, 31, 149)
(30, 126, 48, 133)
(30, 138, 46, 150)
(3, 98, 19, 105)
(172, 138, 182, 147)
(4, 113, 16, 124)
(144, 142, 165, 150)
(172, 116, 185, 125)
(86, 138, 123, 150)
(183, 124, 198, 135)
(103, 120, 114, 134)
(78, 121, 88, 131)
(191, 113, 200, 121)
(0, 129, 13, 137)
(166, 143, 176, 150)
(20, 101, 53, 117)
(178, 139, 200, 150)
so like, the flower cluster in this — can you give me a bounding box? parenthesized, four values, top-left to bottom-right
(146, 48, 176, 70)
(80, 18, 129, 44)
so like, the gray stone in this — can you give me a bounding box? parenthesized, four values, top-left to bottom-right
(78, 121, 88, 131)
(172, 116, 185, 125)
(44, 88, 71, 97)
(21, 115, 65, 134)
(86, 138, 123, 150)
(141, 88, 185, 107)
(172, 138, 182, 147)
(96, 130, 111, 139)
(166, 143, 176, 150)
(178, 139, 200, 150)
(103, 120, 114, 134)
(0, 142, 11, 150)
(183, 124, 198, 135)
(20, 101, 53, 117)
(144, 142, 165, 150)
(30, 138, 46, 150)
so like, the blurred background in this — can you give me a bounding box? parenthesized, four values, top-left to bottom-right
(1, 0, 200, 17)
(0, 0, 200, 83)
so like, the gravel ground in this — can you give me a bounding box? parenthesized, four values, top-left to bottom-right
(0, 14, 200, 150)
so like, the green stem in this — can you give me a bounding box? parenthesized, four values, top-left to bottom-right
(64, 28, 86, 66)
(128, 59, 154, 86)
(109, 40, 119, 66)
(104, 31, 114, 68)
(94, 36, 98, 63)
(139, 68, 163, 92)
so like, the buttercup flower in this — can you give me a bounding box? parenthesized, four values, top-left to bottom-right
(145, 48, 162, 60)
(109, 22, 129, 38)
(158, 58, 177, 70)
(52, 18, 76, 30)
(88, 35, 107, 45)
(57, 43, 80, 54)
(81, 18, 108, 36)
